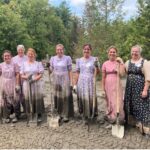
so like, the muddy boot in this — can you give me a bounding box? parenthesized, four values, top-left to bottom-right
(63, 117, 69, 123)
(12, 117, 18, 123)
(4, 118, 11, 124)
(28, 114, 38, 127)
(37, 114, 42, 122)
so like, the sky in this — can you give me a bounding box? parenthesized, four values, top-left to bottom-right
(49, 0, 138, 20)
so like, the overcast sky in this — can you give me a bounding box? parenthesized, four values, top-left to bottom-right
(49, 0, 138, 20)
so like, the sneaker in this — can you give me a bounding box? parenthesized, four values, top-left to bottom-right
(63, 117, 69, 122)
(136, 122, 142, 128)
(4, 118, 11, 123)
(38, 117, 42, 122)
(12, 117, 18, 123)
(105, 124, 112, 129)
(37, 114, 42, 122)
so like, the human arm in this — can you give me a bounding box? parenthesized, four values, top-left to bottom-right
(116, 57, 126, 77)
(101, 63, 106, 97)
(142, 61, 150, 98)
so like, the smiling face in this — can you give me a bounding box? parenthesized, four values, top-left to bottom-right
(108, 48, 117, 61)
(83, 45, 91, 58)
(17, 48, 24, 57)
(131, 47, 141, 60)
(3, 52, 12, 64)
(56, 45, 64, 57)
(27, 49, 36, 61)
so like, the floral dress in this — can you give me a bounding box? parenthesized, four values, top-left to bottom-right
(12, 55, 28, 112)
(50, 55, 74, 118)
(0, 61, 20, 119)
(76, 56, 98, 118)
(102, 60, 124, 121)
(124, 59, 150, 128)
(20, 61, 45, 121)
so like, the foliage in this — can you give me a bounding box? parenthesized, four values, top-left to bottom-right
(0, 0, 79, 60)
(0, 0, 149, 62)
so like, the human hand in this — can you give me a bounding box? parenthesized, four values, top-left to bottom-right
(141, 90, 148, 99)
(116, 57, 124, 64)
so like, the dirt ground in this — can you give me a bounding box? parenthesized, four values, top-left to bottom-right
(0, 70, 150, 149)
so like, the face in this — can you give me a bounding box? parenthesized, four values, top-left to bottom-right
(108, 48, 117, 60)
(27, 51, 35, 61)
(17, 48, 24, 57)
(131, 47, 140, 60)
(3, 52, 12, 63)
(83, 45, 91, 58)
(56, 46, 64, 57)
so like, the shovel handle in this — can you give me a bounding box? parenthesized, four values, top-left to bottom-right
(116, 63, 120, 114)
(92, 64, 97, 118)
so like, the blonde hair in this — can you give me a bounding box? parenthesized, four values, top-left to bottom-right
(27, 48, 37, 57)
(56, 44, 64, 50)
(107, 45, 118, 53)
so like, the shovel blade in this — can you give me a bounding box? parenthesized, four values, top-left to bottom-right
(112, 124, 124, 138)
(48, 116, 60, 128)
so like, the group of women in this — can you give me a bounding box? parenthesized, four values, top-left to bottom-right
(0, 43, 149, 137)
(0, 46, 44, 124)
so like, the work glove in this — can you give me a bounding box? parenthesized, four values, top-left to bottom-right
(46, 62, 50, 68)
(27, 74, 33, 80)
(94, 57, 100, 68)
(27, 74, 35, 84)
(73, 85, 77, 94)
(15, 85, 20, 93)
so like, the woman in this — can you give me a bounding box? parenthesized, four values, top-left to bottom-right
(49, 44, 74, 122)
(124, 45, 150, 135)
(0, 50, 20, 123)
(73, 44, 100, 123)
(102, 46, 125, 124)
(13, 45, 28, 67)
(13, 45, 28, 114)
(20, 48, 45, 124)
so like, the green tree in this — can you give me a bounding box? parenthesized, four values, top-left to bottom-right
(0, 1, 29, 58)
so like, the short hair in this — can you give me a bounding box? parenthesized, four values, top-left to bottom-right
(27, 48, 37, 57)
(56, 44, 64, 50)
(17, 45, 25, 52)
(83, 44, 92, 50)
(107, 45, 118, 53)
(131, 45, 142, 54)
(2, 50, 12, 58)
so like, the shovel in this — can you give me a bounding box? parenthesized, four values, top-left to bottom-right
(112, 63, 124, 138)
(87, 62, 97, 132)
(27, 80, 38, 127)
(47, 71, 60, 128)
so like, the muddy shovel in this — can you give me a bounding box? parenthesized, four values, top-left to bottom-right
(87, 62, 97, 132)
(112, 63, 124, 138)
(47, 72, 60, 128)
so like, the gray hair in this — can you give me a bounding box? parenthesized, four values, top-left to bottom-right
(17, 44, 25, 52)
(131, 45, 142, 54)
